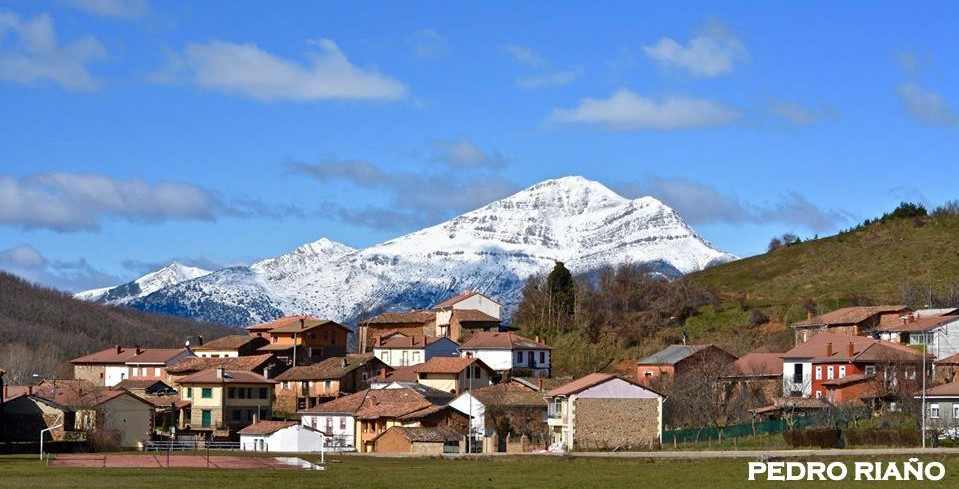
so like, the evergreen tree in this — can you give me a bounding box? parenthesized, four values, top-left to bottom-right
(546, 261, 575, 319)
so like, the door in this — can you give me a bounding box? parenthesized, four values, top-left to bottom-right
(527, 351, 534, 367)
(201, 410, 212, 428)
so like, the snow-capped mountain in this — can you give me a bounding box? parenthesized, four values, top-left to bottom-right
(77, 176, 736, 326)
(75, 262, 211, 305)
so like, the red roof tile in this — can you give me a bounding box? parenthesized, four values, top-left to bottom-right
(374, 426, 462, 443)
(364, 311, 435, 325)
(193, 335, 264, 351)
(782, 332, 925, 363)
(274, 354, 382, 381)
(166, 354, 274, 374)
(793, 306, 909, 328)
(726, 352, 783, 377)
(451, 309, 500, 323)
(877, 315, 959, 333)
(371, 365, 418, 383)
(237, 420, 300, 436)
(459, 331, 548, 350)
(245, 315, 321, 332)
(413, 356, 492, 374)
(177, 369, 275, 385)
(71, 347, 187, 365)
(434, 291, 500, 309)
(546, 373, 618, 396)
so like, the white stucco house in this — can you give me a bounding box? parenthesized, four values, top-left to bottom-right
(458, 332, 551, 376)
(299, 396, 361, 451)
(876, 313, 959, 360)
(239, 420, 327, 452)
(372, 334, 459, 367)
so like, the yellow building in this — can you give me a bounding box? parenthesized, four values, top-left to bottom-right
(413, 357, 495, 394)
(176, 368, 275, 433)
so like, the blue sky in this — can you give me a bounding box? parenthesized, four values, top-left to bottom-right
(1, 0, 958, 291)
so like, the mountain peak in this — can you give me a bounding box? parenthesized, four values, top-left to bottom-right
(294, 237, 355, 256)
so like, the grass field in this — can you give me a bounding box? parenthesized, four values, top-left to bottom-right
(4, 453, 959, 489)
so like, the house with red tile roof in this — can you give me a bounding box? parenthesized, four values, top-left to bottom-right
(358, 311, 436, 352)
(175, 368, 275, 433)
(720, 351, 785, 410)
(372, 426, 464, 454)
(413, 356, 495, 394)
(71, 346, 194, 387)
(544, 373, 662, 451)
(256, 317, 351, 365)
(448, 384, 548, 452)
(458, 331, 551, 376)
(635, 344, 736, 394)
(299, 386, 464, 453)
(165, 353, 282, 385)
(791, 305, 911, 345)
(372, 334, 459, 367)
(916, 382, 959, 439)
(273, 354, 387, 412)
(877, 312, 959, 360)
(781, 332, 929, 404)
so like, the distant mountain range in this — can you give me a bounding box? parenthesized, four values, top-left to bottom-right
(76, 176, 737, 326)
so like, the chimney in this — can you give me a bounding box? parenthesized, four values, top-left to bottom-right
(252, 411, 258, 424)
(538, 378, 544, 391)
(375, 336, 382, 347)
(379, 367, 387, 379)
(300, 318, 306, 330)
(135, 346, 142, 355)
(847, 342, 854, 357)
(28, 385, 32, 396)
(115, 345, 122, 354)
(909, 314, 916, 323)
(535, 335, 540, 344)
(807, 312, 814, 322)
(216, 368, 225, 379)
(826, 342, 833, 357)
(340, 358, 347, 368)
(197, 335, 204, 346)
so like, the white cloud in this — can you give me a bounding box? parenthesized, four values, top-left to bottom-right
(408, 29, 448, 59)
(766, 98, 838, 126)
(0, 11, 105, 90)
(503, 44, 546, 68)
(0, 244, 120, 292)
(516, 67, 582, 89)
(643, 25, 747, 77)
(897, 82, 959, 127)
(550, 88, 740, 130)
(64, 0, 150, 19)
(163, 38, 407, 101)
(0, 172, 219, 231)
(430, 139, 507, 168)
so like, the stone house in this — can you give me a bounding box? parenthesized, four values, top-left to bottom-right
(545, 373, 663, 451)
(71, 346, 194, 387)
(720, 351, 784, 410)
(256, 317, 351, 365)
(448, 383, 548, 452)
(371, 426, 463, 454)
(358, 311, 436, 353)
(273, 353, 387, 412)
(791, 305, 911, 345)
(636, 344, 737, 395)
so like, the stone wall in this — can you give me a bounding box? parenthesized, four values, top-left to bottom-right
(372, 429, 411, 453)
(573, 398, 660, 451)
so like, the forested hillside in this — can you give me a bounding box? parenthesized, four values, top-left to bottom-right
(0, 271, 237, 383)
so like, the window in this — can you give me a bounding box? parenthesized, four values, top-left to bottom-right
(644, 371, 652, 378)
(905, 366, 916, 380)
(792, 364, 803, 384)
(954, 405, 959, 419)
(815, 391, 823, 399)
(231, 409, 242, 422)
(826, 366, 834, 380)
(474, 366, 481, 379)
(340, 417, 347, 430)
(326, 417, 333, 433)
(99, 372, 104, 379)
(839, 366, 846, 378)
(516, 352, 523, 362)
(227, 388, 235, 399)
(865, 365, 876, 375)
(324, 380, 332, 390)
(815, 366, 822, 380)
(412, 351, 421, 364)
(282, 381, 289, 390)
(201, 388, 212, 398)
(931, 404, 941, 419)
(154, 367, 161, 377)
(540, 351, 546, 364)
(259, 387, 268, 399)
(186, 387, 193, 398)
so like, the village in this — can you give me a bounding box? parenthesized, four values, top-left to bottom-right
(2, 291, 959, 456)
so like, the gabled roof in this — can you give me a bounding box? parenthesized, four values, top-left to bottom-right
(245, 315, 320, 332)
(268, 318, 349, 334)
(71, 347, 188, 365)
(237, 420, 301, 436)
(921, 382, 959, 397)
(938, 353, 959, 365)
(275, 354, 382, 381)
(468, 386, 547, 407)
(413, 356, 493, 375)
(193, 335, 264, 351)
(637, 344, 720, 366)
(546, 373, 617, 397)
(32, 381, 152, 410)
(166, 354, 275, 374)
(115, 379, 174, 391)
(782, 332, 926, 363)
(374, 426, 462, 443)
(459, 332, 549, 350)
(451, 309, 500, 323)
(177, 369, 275, 385)
(364, 311, 435, 325)
(434, 291, 500, 310)
(725, 352, 783, 377)
(371, 365, 418, 383)
(301, 387, 444, 420)
(792, 306, 910, 328)
(877, 314, 959, 333)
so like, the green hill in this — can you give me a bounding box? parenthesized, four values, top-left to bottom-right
(688, 214, 959, 324)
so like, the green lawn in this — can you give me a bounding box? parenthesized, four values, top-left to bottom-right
(4, 453, 959, 488)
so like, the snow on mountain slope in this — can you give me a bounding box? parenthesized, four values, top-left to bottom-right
(74, 262, 211, 305)
(84, 176, 737, 326)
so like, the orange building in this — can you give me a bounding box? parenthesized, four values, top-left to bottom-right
(252, 316, 350, 365)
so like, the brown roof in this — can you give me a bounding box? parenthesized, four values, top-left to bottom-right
(751, 397, 831, 415)
(193, 335, 263, 351)
(726, 352, 784, 377)
(938, 353, 959, 365)
(177, 369, 275, 385)
(115, 379, 172, 390)
(375, 426, 462, 443)
(245, 315, 320, 332)
(922, 382, 959, 397)
(546, 373, 616, 396)
(364, 311, 435, 325)
(793, 306, 909, 328)
(237, 420, 300, 436)
(71, 347, 187, 365)
(371, 365, 418, 383)
(782, 332, 925, 363)
(377, 336, 456, 349)
(33, 381, 150, 409)
(434, 291, 500, 309)
(470, 385, 547, 407)
(302, 387, 442, 420)
(268, 318, 349, 334)
(821, 373, 876, 388)
(510, 377, 572, 392)
(275, 354, 381, 381)
(413, 356, 493, 374)
(166, 354, 274, 374)
(877, 315, 959, 333)
(451, 308, 500, 323)
(459, 332, 549, 350)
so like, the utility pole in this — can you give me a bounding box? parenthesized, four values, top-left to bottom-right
(922, 343, 927, 449)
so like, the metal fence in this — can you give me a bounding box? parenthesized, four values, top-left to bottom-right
(142, 440, 241, 451)
(662, 407, 872, 444)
